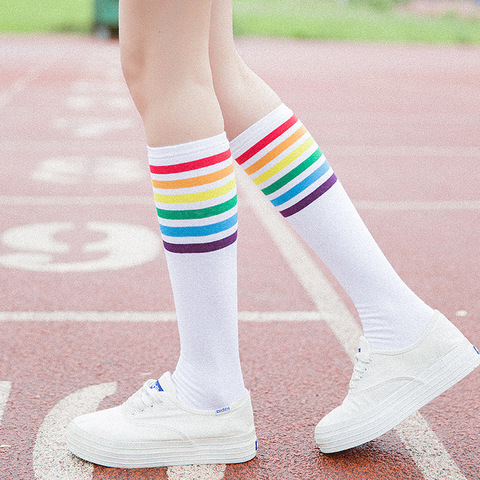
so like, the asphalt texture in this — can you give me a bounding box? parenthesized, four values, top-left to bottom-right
(0, 34, 479, 480)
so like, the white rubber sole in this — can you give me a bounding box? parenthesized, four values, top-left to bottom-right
(67, 425, 258, 468)
(315, 343, 480, 453)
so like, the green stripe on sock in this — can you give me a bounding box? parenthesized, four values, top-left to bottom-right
(261, 148, 322, 196)
(156, 195, 237, 220)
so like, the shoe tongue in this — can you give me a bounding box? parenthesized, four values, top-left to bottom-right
(149, 372, 174, 395)
(357, 336, 372, 354)
(150, 379, 163, 392)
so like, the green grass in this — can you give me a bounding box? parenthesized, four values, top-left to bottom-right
(1, 0, 480, 45)
(233, 0, 480, 44)
(0, 0, 94, 33)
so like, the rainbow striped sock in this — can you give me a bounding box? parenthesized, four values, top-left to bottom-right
(148, 133, 245, 410)
(231, 104, 337, 218)
(230, 104, 433, 351)
(149, 133, 238, 254)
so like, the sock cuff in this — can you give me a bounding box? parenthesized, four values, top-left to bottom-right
(230, 104, 293, 159)
(148, 132, 229, 165)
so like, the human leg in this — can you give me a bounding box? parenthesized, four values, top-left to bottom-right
(208, 0, 480, 453)
(208, 0, 282, 138)
(119, 0, 223, 146)
(209, 0, 432, 351)
(66, 0, 257, 467)
(119, 0, 246, 410)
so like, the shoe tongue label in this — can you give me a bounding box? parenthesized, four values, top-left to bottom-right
(150, 380, 163, 392)
(215, 405, 230, 415)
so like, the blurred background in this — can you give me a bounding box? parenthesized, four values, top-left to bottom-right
(1, 0, 480, 44)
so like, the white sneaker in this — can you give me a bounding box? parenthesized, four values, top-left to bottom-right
(315, 310, 480, 453)
(66, 372, 257, 468)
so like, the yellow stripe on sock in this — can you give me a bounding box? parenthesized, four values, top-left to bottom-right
(154, 178, 236, 204)
(253, 136, 315, 186)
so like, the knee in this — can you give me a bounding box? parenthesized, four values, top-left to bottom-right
(120, 44, 148, 116)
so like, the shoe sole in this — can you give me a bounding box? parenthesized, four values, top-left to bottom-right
(66, 424, 258, 468)
(315, 342, 480, 453)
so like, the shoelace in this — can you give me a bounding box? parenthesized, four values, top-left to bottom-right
(349, 350, 373, 389)
(125, 380, 165, 415)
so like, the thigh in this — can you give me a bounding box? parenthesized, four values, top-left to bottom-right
(119, 0, 213, 81)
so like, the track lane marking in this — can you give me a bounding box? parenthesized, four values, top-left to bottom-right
(0, 311, 323, 322)
(236, 167, 469, 480)
(33, 382, 116, 480)
(395, 412, 467, 480)
(167, 465, 226, 480)
(2, 141, 480, 157)
(325, 145, 480, 157)
(354, 200, 480, 211)
(2, 196, 480, 210)
(0, 381, 12, 427)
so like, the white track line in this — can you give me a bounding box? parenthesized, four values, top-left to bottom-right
(33, 382, 116, 480)
(0, 381, 12, 427)
(354, 200, 480, 211)
(0, 311, 322, 322)
(2, 196, 480, 210)
(1, 141, 479, 157)
(395, 412, 467, 480)
(325, 145, 480, 157)
(236, 168, 469, 480)
(0, 196, 152, 205)
(167, 465, 226, 480)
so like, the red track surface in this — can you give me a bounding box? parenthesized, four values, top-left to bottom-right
(0, 35, 479, 480)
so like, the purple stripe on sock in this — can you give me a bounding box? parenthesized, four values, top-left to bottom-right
(163, 231, 237, 254)
(280, 173, 337, 218)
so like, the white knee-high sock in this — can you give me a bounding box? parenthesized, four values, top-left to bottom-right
(230, 104, 433, 351)
(148, 132, 246, 409)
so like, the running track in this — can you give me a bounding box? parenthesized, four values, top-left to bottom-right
(0, 35, 479, 480)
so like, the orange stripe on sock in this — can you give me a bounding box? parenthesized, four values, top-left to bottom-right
(151, 164, 234, 189)
(244, 125, 307, 176)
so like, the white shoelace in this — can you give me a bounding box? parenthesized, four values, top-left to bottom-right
(125, 380, 165, 415)
(349, 350, 373, 389)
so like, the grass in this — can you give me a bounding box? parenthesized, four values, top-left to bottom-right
(233, 0, 480, 44)
(0, 0, 94, 33)
(1, 0, 480, 44)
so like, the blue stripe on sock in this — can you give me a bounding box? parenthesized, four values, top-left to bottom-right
(159, 212, 238, 238)
(270, 159, 331, 207)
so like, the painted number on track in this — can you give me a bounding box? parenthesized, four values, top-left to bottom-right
(31, 157, 146, 184)
(0, 222, 161, 272)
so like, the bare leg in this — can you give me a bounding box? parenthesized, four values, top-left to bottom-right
(208, 0, 282, 139)
(119, 0, 223, 146)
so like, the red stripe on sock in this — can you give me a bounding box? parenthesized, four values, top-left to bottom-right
(150, 149, 231, 175)
(236, 115, 298, 165)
